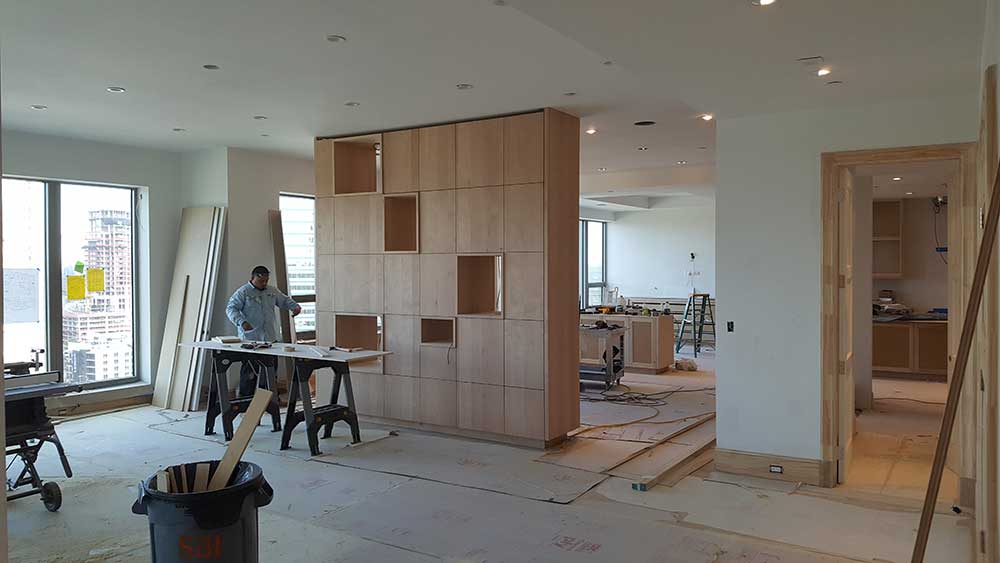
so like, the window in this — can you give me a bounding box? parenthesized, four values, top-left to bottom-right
(279, 194, 315, 335)
(579, 220, 606, 308)
(2, 178, 139, 386)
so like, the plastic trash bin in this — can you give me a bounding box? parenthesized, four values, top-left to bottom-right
(132, 460, 273, 563)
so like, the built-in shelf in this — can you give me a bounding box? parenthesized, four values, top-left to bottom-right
(457, 255, 503, 316)
(873, 200, 903, 278)
(384, 194, 419, 252)
(421, 318, 455, 346)
(333, 134, 381, 196)
(335, 314, 382, 370)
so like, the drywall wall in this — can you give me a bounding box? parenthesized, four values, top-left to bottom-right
(715, 92, 977, 461)
(180, 148, 228, 208)
(853, 177, 873, 411)
(872, 197, 949, 313)
(606, 206, 715, 299)
(1, 129, 183, 396)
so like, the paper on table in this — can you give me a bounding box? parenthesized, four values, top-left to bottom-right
(86, 268, 105, 292)
(3, 268, 39, 323)
(67, 275, 86, 300)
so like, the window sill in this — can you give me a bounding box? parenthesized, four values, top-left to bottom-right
(47, 380, 153, 417)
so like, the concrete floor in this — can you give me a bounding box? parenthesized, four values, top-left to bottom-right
(7, 372, 972, 563)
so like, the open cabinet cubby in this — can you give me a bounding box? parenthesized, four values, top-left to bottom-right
(457, 255, 503, 315)
(421, 318, 455, 346)
(872, 199, 903, 279)
(384, 194, 419, 252)
(335, 314, 383, 370)
(333, 135, 381, 195)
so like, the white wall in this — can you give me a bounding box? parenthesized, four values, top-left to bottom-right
(873, 197, 949, 313)
(1, 130, 184, 392)
(606, 206, 715, 299)
(715, 93, 977, 460)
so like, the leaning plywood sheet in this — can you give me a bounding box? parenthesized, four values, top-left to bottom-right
(185, 207, 226, 411)
(151, 275, 189, 408)
(312, 431, 606, 503)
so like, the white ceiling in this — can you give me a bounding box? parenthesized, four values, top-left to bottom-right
(0, 0, 984, 181)
(855, 159, 960, 199)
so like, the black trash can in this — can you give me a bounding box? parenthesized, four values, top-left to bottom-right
(132, 460, 273, 563)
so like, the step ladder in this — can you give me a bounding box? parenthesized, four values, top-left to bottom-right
(675, 293, 715, 357)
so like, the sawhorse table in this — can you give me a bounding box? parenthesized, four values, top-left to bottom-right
(202, 348, 282, 440)
(183, 341, 390, 455)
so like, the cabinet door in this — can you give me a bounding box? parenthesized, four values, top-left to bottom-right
(503, 113, 543, 185)
(872, 323, 913, 372)
(456, 118, 503, 188)
(419, 124, 456, 191)
(914, 322, 947, 375)
(628, 317, 657, 368)
(383, 129, 419, 193)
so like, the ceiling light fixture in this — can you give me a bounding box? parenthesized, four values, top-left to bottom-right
(345, 101, 361, 107)
(29, 104, 48, 110)
(585, 127, 597, 135)
(563, 92, 577, 97)
(106, 86, 126, 93)
(202, 64, 220, 70)
(751, 0, 776, 5)
(817, 67, 832, 77)
(698, 146, 708, 150)
(602, 60, 614, 66)
(892, 177, 902, 181)
(172, 127, 186, 132)
(597, 167, 607, 172)
(493, 0, 508, 5)
(253, 115, 268, 120)
(456, 83, 474, 90)
(261, 134, 270, 137)
(596, 203, 607, 207)
(827, 80, 843, 86)
(905, 192, 914, 195)
(326, 34, 347, 43)
(637, 146, 649, 151)
(701, 114, 714, 121)
(634, 120, 656, 127)
(677, 160, 688, 165)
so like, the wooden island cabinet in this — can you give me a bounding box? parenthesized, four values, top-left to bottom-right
(580, 313, 675, 374)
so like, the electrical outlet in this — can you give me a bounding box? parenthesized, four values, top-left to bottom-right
(727, 321, 734, 333)
(768, 464, 784, 474)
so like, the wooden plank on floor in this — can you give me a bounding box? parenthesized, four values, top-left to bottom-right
(537, 437, 649, 473)
(655, 446, 714, 489)
(207, 389, 273, 491)
(606, 419, 716, 488)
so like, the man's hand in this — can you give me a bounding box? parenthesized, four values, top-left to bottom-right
(292, 305, 302, 317)
(242, 321, 253, 331)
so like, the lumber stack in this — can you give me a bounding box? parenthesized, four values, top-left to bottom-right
(153, 207, 227, 411)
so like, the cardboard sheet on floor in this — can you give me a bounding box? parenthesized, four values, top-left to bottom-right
(607, 419, 716, 481)
(312, 431, 606, 503)
(536, 437, 649, 473)
(576, 389, 715, 443)
(595, 475, 973, 563)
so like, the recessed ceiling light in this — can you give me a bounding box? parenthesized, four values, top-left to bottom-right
(563, 92, 577, 97)
(905, 192, 914, 195)
(202, 64, 220, 70)
(634, 120, 656, 127)
(596, 203, 607, 207)
(585, 127, 597, 135)
(602, 60, 614, 66)
(493, 0, 508, 5)
(817, 67, 832, 77)
(29, 104, 48, 110)
(677, 160, 688, 165)
(172, 127, 186, 132)
(456, 83, 474, 90)
(261, 134, 270, 137)
(345, 101, 361, 107)
(326, 34, 347, 43)
(827, 80, 844, 86)
(597, 167, 607, 172)
(893, 177, 902, 181)
(638, 146, 649, 151)
(106, 86, 126, 93)
(701, 114, 714, 121)
(698, 146, 708, 150)
(751, 0, 776, 5)
(253, 115, 268, 120)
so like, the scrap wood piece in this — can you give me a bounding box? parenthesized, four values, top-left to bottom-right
(654, 446, 715, 489)
(630, 440, 716, 492)
(601, 415, 716, 474)
(207, 388, 273, 492)
(156, 470, 170, 493)
(193, 463, 210, 493)
(606, 419, 716, 490)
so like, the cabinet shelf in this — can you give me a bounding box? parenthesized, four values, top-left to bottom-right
(384, 194, 419, 252)
(333, 134, 381, 196)
(457, 255, 503, 316)
(421, 318, 455, 346)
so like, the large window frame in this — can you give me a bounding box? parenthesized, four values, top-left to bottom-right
(278, 192, 316, 342)
(579, 219, 607, 309)
(3, 176, 141, 390)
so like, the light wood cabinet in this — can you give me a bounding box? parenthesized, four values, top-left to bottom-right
(456, 118, 503, 188)
(458, 382, 505, 434)
(504, 183, 543, 252)
(456, 186, 503, 253)
(334, 194, 383, 254)
(385, 374, 419, 421)
(333, 255, 383, 314)
(579, 314, 675, 374)
(419, 124, 456, 191)
(384, 314, 419, 377)
(873, 200, 903, 279)
(419, 254, 457, 316)
(382, 129, 419, 194)
(873, 321, 947, 377)
(504, 113, 543, 185)
(419, 189, 456, 253)
(384, 254, 420, 315)
(457, 317, 504, 386)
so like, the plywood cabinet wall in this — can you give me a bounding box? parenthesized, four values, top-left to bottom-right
(314, 109, 579, 446)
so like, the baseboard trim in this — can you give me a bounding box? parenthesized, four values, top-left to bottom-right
(715, 448, 834, 487)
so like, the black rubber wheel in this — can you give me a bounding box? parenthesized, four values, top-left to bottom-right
(41, 482, 62, 512)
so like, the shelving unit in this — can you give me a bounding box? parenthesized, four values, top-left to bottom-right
(457, 255, 502, 315)
(421, 318, 455, 346)
(335, 314, 383, 373)
(333, 134, 382, 196)
(384, 194, 419, 252)
(872, 199, 903, 279)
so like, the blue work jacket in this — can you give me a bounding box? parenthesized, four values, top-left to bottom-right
(225, 283, 298, 342)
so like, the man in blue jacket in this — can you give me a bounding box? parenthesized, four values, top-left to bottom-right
(226, 265, 302, 396)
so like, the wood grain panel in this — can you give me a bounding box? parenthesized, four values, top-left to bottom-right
(384, 314, 419, 377)
(346, 372, 385, 417)
(419, 189, 457, 253)
(504, 112, 544, 185)
(504, 320, 544, 389)
(872, 323, 912, 370)
(333, 255, 384, 314)
(458, 382, 504, 434)
(420, 344, 457, 381)
(334, 194, 383, 254)
(315, 197, 335, 254)
(385, 374, 419, 421)
(316, 254, 334, 312)
(419, 254, 457, 316)
(419, 124, 456, 191)
(457, 118, 503, 188)
(384, 254, 420, 315)
(456, 186, 503, 253)
(333, 138, 379, 195)
(715, 448, 827, 487)
(418, 377, 457, 427)
(457, 317, 503, 386)
(505, 252, 543, 320)
(315, 139, 334, 197)
(384, 194, 419, 252)
(458, 255, 500, 315)
(505, 386, 545, 439)
(383, 129, 419, 194)
(504, 183, 543, 252)
(915, 322, 948, 373)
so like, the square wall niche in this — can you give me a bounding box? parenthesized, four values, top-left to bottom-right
(457, 255, 502, 316)
(384, 194, 419, 252)
(333, 134, 381, 195)
(335, 314, 382, 350)
(421, 318, 455, 346)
